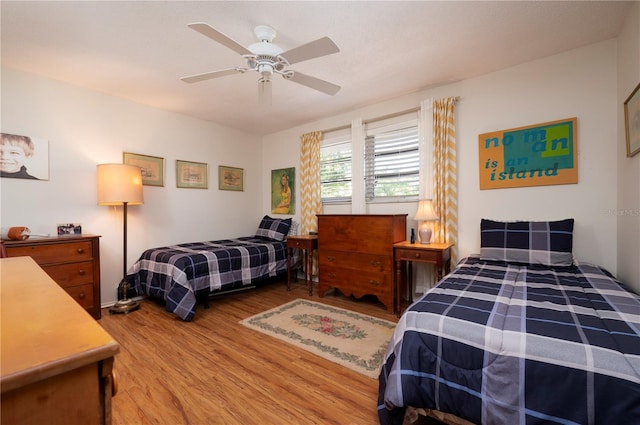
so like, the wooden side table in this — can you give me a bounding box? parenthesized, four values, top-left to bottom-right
(286, 235, 318, 295)
(393, 241, 454, 316)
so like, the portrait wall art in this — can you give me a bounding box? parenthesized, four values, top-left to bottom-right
(0, 132, 49, 180)
(271, 167, 295, 215)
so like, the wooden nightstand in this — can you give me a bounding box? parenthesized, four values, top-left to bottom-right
(393, 241, 454, 316)
(286, 235, 318, 295)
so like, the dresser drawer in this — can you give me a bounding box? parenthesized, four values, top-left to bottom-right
(6, 241, 94, 265)
(318, 215, 405, 255)
(64, 283, 95, 309)
(41, 261, 94, 288)
(319, 267, 391, 295)
(319, 251, 391, 273)
(395, 247, 451, 263)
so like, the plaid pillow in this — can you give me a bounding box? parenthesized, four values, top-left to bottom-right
(255, 215, 292, 241)
(480, 219, 574, 266)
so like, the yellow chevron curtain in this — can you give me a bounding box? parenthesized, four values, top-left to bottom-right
(300, 131, 323, 274)
(432, 97, 458, 264)
(300, 131, 323, 234)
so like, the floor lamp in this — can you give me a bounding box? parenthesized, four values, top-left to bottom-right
(97, 163, 144, 314)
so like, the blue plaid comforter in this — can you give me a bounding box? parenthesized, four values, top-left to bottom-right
(126, 237, 293, 321)
(378, 256, 640, 425)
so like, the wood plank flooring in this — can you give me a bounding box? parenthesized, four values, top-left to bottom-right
(98, 277, 399, 425)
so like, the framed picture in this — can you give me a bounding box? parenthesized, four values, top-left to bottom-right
(624, 82, 640, 158)
(57, 223, 82, 236)
(271, 167, 295, 215)
(478, 118, 578, 190)
(218, 165, 244, 191)
(176, 160, 208, 189)
(123, 152, 165, 186)
(0, 133, 49, 180)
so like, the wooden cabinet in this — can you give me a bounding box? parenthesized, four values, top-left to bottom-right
(1, 256, 119, 425)
(317, 214, 406, 313)
(5, 235, 102, 319)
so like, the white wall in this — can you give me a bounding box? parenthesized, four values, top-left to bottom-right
(616, 2, 640, 294)
(1, 68, 263, 305)
(263, 40, 623, 283)
(3, 26, 636, 309)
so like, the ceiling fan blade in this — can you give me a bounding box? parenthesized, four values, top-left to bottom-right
(181, 68, 240, 84)
(187, 23, 252, 56)
(258, 78, 272, 107)
(285, 71, 341, 96)
(281, 37, 339, 65)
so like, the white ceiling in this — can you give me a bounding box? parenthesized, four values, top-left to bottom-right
(1, 1, 633, 136)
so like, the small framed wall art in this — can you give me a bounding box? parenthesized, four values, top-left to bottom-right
(123, 152, 165, 186)
(176, 160, 208, 189)
(218, 165, 244, 191)
(624, 82, 640, 158)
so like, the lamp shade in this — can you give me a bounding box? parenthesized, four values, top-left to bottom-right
(413, 199, 438, 221)
(97, 164, 144, 205)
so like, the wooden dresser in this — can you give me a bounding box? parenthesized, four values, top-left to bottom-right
(317, 214, 407, 313)
(5, 235, 102, 319)
(1, 256, 119, 425)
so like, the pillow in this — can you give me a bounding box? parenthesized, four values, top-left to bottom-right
(255, 215, 292, 241)
(288, 219, 299, 237)
(479, 218, 574, 266)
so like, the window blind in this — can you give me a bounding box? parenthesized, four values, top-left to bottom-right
(320, 138, 352, 202)
(364, 123, 419, 202)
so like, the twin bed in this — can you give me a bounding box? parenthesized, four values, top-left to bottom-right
(125, 216, 297, 321)
(378, 219, 640, 425)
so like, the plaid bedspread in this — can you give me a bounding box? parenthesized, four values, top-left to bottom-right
(126, 236, 294, 321)
(378, 256, 640, 425)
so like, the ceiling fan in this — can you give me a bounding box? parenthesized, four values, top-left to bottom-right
(181, 23, 341, 105)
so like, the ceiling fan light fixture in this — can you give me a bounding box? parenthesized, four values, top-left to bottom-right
(253, 25, 277, 43)
(248, 41, 283, 57)
(258, 63, 274, 77)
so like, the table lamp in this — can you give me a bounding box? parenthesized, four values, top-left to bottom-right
(413, 199, 438, 244)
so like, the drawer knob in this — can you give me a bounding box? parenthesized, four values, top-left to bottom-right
(327, 256, 336, 262)
(78, 269, 86, 276)
(328, 272, 336, 279)
(78, 292, 86, 299)
(77, 248, 84, 254)
(111, 370, 118, 396)
(369, 280, 380, 286)
(414, 253, 421, 258)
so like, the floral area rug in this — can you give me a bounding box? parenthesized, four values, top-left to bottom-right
(239, 299, 397, 379)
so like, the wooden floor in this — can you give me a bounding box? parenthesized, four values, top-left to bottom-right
(98, 277, 400, 425)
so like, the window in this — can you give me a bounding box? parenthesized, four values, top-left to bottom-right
(320, 137, 352, 203)
(364, 121, 419, 202)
